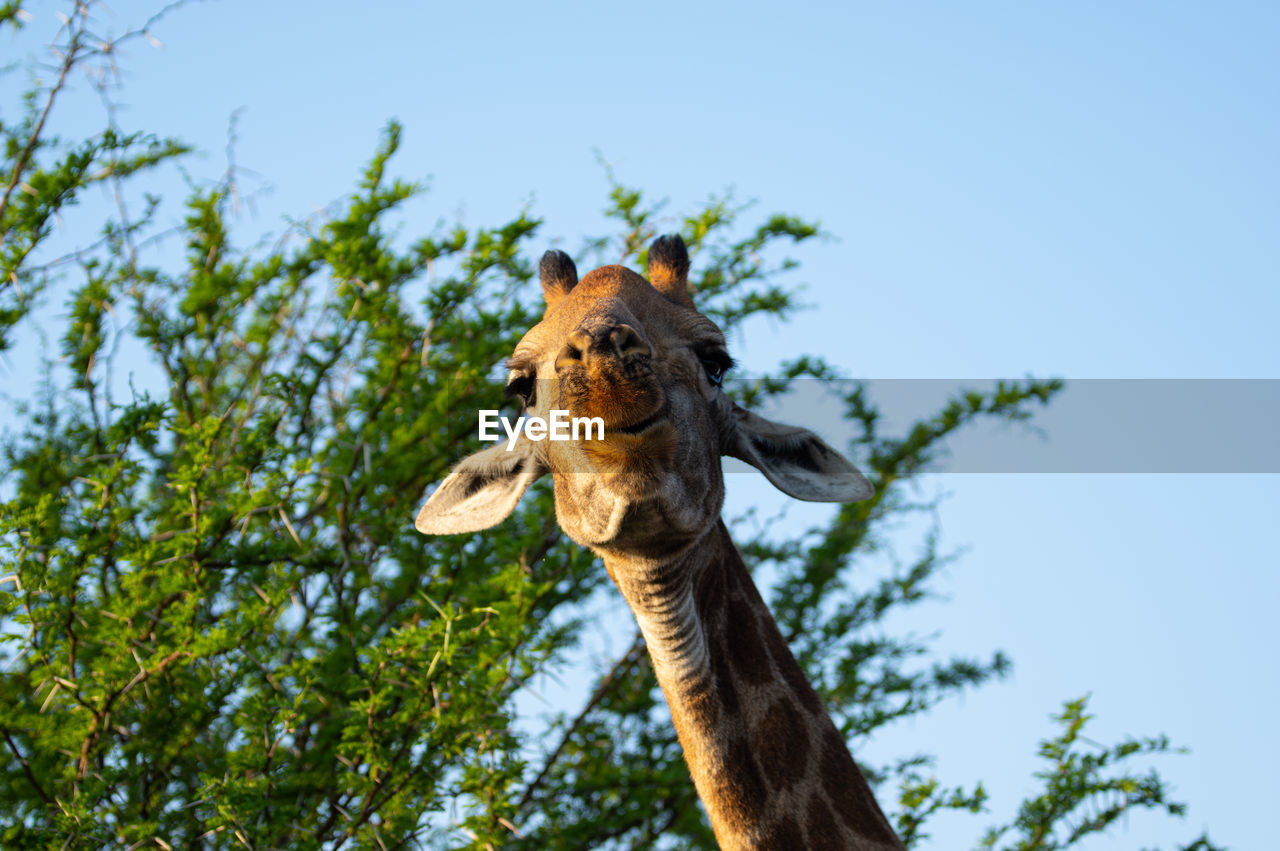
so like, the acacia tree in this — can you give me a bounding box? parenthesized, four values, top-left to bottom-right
(0, 3, 1219, 849)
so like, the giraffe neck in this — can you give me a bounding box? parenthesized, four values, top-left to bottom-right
(602, 520, 903, 851)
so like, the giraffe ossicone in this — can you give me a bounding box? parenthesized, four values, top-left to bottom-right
(416, 235, 903, 850)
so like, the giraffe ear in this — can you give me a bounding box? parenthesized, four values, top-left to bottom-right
(414, 439, 546, 534)
(540, 249, 578, 313)
(647, 234, 695, 308)
(726, 405, 873, 503)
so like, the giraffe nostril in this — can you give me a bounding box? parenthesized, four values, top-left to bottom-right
(558, 325, 651, 372)
(609, 324, 651, 359)
(555, 329, 593, 373)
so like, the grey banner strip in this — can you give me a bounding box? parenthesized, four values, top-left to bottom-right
(744, 379, 1280, 474)
(446, 379, 1280, 473)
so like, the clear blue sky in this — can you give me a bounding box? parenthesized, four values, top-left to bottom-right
(5, 2, 1277, 848)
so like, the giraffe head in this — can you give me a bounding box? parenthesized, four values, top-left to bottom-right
(415, 235, 872, 557)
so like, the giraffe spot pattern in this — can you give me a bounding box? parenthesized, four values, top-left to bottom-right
(754, 698, 809, 792)
(680, 673, 718, 728)
(718, 734, 769, 830)
(759, 813, 806, 848)
(763, 624, 826, 716)
(805, 792, 845, 850)
(822, 725, 900, 844)
(725, 593, 774, 686)
(710, 650, 739, 720)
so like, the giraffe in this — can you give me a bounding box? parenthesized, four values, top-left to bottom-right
(415, 235, 904, 850)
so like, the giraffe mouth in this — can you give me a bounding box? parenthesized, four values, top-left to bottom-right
(607, 402, 672, 436)
(583, 400, 679, 476)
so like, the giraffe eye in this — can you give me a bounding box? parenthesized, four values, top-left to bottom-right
(699, 350, 733, 387)
(505, 373, 535, 407)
